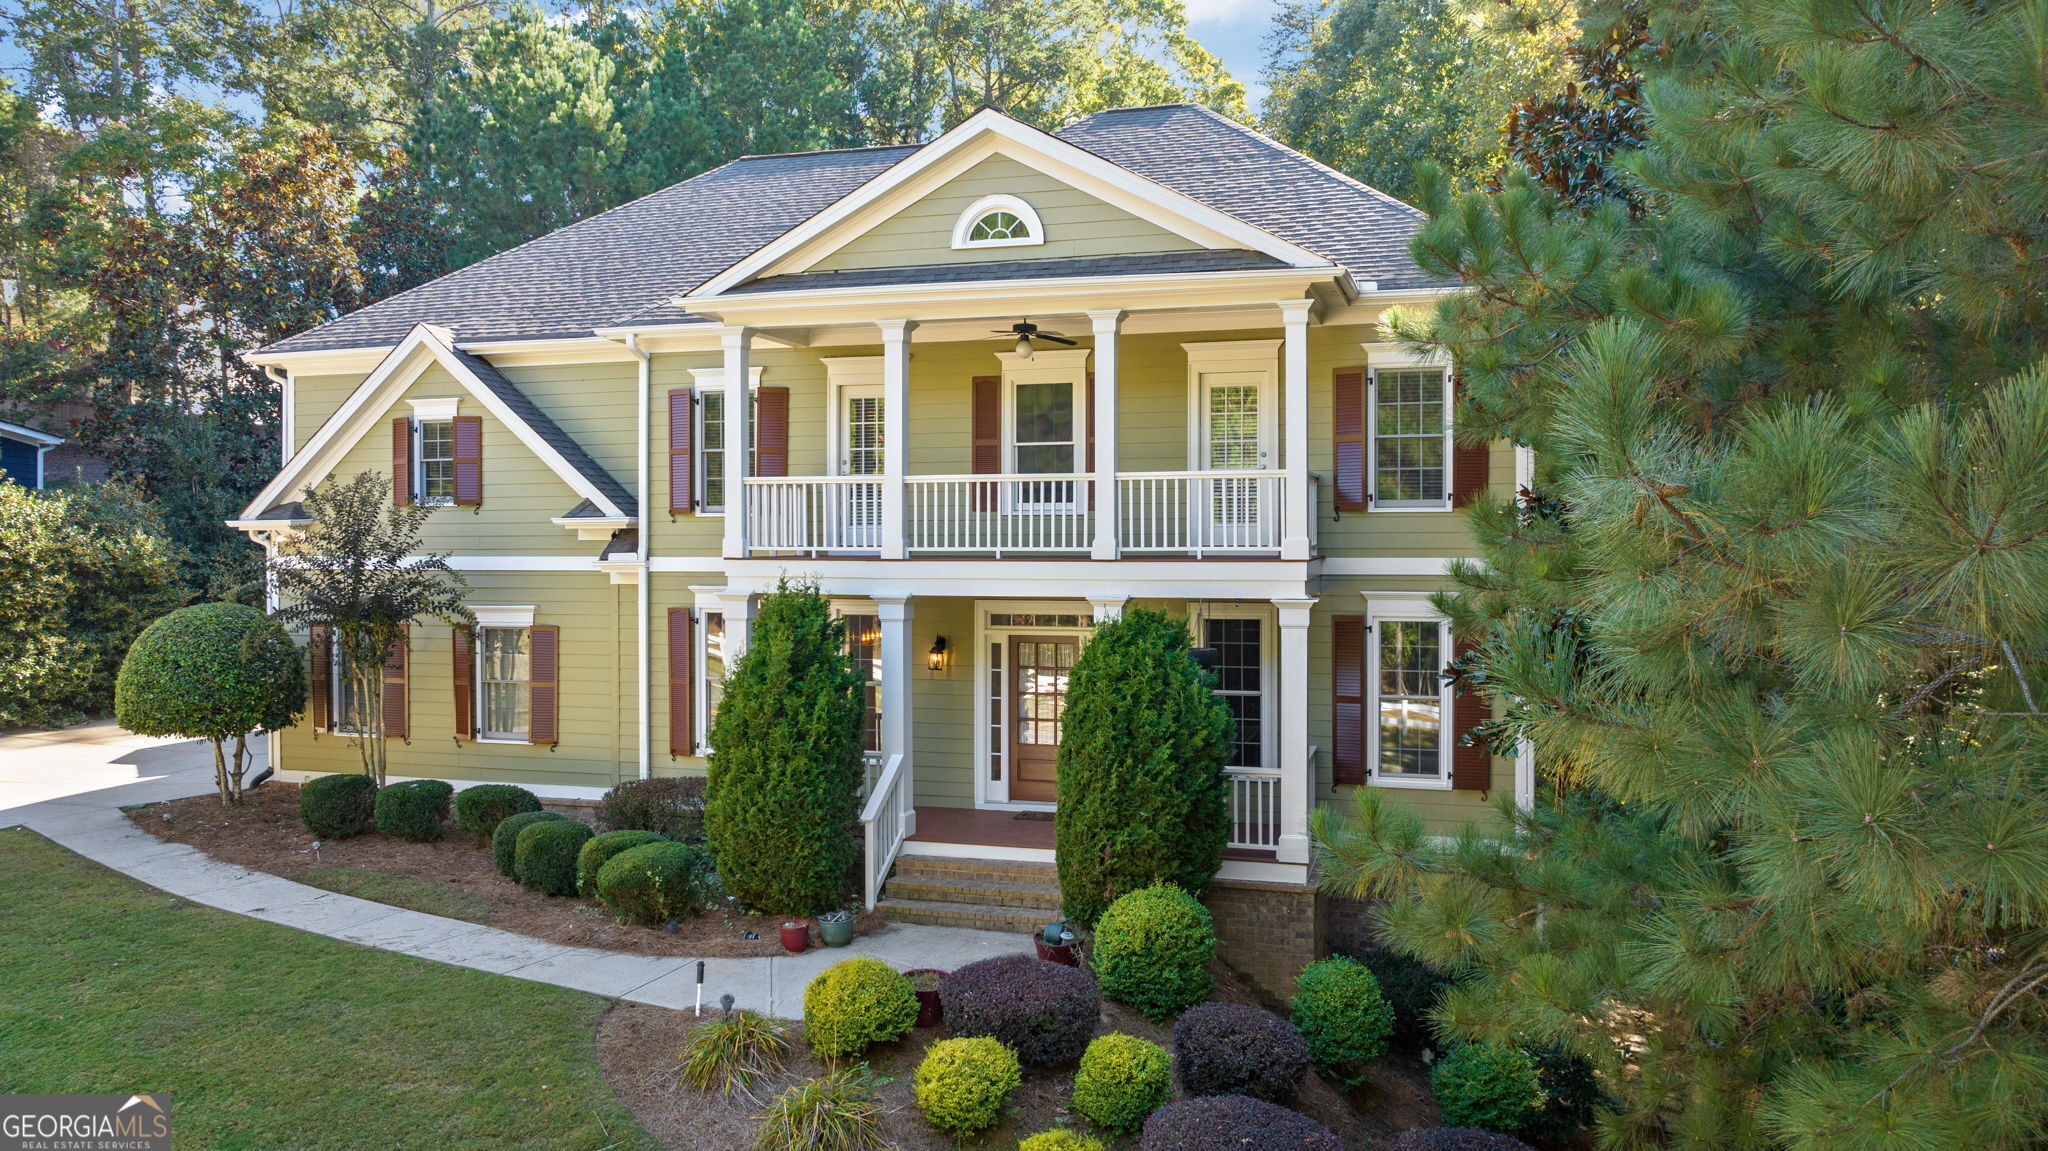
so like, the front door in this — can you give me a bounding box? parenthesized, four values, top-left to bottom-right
(1008, 635, 1076, 802)
(1199, 371, 1271, 543)
(837, 384, 884, 547)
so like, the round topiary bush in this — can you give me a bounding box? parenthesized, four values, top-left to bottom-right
(1384, 1128, 1538, 1151)
(803, 957, 919, 1059)
(374, 778, 453, 842)
(492, 809, 567, 877)
(1431, 1043, 1544, 1136)
(299, 773, 376, 839)
(515, 818, 594, 896)
(1137, 1095, 1341, 1151)
(1524, 1043, 1608, 1137)
(1091, 884, 1215, 1020)
(596, 776, 707, 841)
(1020, 1131, 1105, 1151)
(1356, 946, 1459, 1051)
(1291, 955, 1396, 1086)
(939, 954, 1100, 1067)
(595, 841, 713, 925)
(1073, 1032, 1172, 1135)
(1172, 1003, 1310, 1101)
(455, 783, 542, 845)
(577, 829, 669, 895)
(911, 1036, 1021, 1136)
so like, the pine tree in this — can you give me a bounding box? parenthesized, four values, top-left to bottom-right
(1313, 0, 2048, 1145)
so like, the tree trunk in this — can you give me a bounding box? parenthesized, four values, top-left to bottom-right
(230, 732, 250, 802)
(211, 738, 231, 805)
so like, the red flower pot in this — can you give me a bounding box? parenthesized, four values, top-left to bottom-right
(778, 920, 810, 953)
(1034, 938, 1079, 966)
(905, 969, 948, 1028)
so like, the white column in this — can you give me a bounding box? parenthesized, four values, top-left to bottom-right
(1087, 308, 1124, 560)
(721, 590, 755, 660)
(1087, 595, 1127, 623)
(878, 320, 914, 559)
(720, 325, 752, 560)
(1278, 300, 1314, 561)
(1274, 596, 1316, 864)
(875, 594, 916, 835)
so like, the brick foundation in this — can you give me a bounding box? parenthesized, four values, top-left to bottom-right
(1204, 878, 1324, 1007)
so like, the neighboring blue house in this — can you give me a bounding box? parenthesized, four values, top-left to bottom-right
(0, 419, 64, 489)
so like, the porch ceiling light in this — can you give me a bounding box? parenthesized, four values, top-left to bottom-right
(1014, 334, 1034, 359)
(928, 635, 949, 671)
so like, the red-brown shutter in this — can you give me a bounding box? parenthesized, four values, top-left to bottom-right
(1333, 367, 1366, 511)
(668, 608, 693, 756)
(528, 624, 559, 746)
(1450, 377, 1490, 507)
(668, 388, 694, 514)
(452, 415, 483, 506)
(452, 626, 473, 740)
(391, 418, 412, 507)
(1332, 615, 1366, 785)
(310, 624, 332, 732)
(971, 375, 1001, 509)
(382, 625, 409, 741)
(755, 386, 789, 478)
(1451, 637, 1492, 790)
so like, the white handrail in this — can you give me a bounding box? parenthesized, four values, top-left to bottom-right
(1225, 766, 1284, 850)
(861, 752, 909, 910)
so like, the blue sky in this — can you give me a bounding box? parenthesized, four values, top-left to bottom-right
(1185, 0, 1283, 112)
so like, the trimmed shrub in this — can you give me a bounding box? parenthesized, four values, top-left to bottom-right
(595, 841, 713, 924)
(1020, 1132, 1104, 1151)
(492, 809, 567, 876)
(803, 957, 919, 1059)
(299, 773, 376, 839)
(374, 779, 453, 842)
(1431, 1043, 1544, 1136)
(1072, 1033, 1171, 1135)
(1054, 608, 1233, 925)
(752, 1065, 886, 1151)
(597, 775, 707, 841)
(1384, 1129, 1537, 1151)
(1291, 955, 1396, 1086)
(1355, 946, 1459, 1051)
(1524, 1044, 1608, 1137)
(1137, 1095, 1341, 1151)
(455, 783, 542, 845)
(577, 829, 668, 895)
(113, 601, 302, 804)
(940, 954, 1100, 1067)
(1091, 884, 1214, 1020)
(912, 1037, 1021, 1136)
(1172, 1003, 1310, 1101)
(515, 818, 594, 895)
(704, 581, 867, 915)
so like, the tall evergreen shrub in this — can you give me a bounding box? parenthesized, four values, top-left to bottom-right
(1054, 608, 1231, 925)
(703, 580, 865, 916)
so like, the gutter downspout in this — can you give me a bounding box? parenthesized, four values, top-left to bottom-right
(626, 334, 652, 780)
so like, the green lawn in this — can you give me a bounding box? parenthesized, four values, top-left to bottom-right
(296, 866, 495, 925)
(0, 829, 660, 1151)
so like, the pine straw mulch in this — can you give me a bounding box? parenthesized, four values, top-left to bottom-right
(125, 781, 884, 959)
(596, 959, 1441, 1151)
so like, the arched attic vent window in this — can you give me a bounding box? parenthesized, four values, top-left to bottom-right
(951, 194, 1045, 250)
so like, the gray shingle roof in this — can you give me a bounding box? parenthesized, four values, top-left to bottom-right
(449, 348, 636, 517)
(1054, 105, 1446, 292)
(263, 106, 1441, 356)
(724, 248, 1292, 295)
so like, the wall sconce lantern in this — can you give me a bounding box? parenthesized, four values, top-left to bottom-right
(928, 635, 949, 672)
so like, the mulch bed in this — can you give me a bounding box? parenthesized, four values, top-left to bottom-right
(596, 959, 1440, 1151)
(126, 781, 884, 959)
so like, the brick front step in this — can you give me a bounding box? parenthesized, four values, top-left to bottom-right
(875, 897, 1052, 935)
(889, 857, 1061, 886)
(882, 874, 1064, 912)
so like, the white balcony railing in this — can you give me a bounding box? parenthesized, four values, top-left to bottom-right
(747, 476, 884, 554)
(1225, 767, 1283, 851)
(1117, 471, 1285, 555)
(906, 474, 1097, 555)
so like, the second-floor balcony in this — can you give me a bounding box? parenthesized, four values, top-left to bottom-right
(744, 470, 1315, 558)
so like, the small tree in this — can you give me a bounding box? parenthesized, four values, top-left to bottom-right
(269, 472, 470, 785)
(703, 579, 866, 915)
(115, 602, 306, 804)
(1054, 607, 1232, 926)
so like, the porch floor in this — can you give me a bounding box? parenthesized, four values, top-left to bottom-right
(909, 805, 1056, 850)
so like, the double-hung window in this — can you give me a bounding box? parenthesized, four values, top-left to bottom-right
(477, 626, 532, 741)
(332, 645, 370, 734)
(697, 612, 725, 749)
(694, 386, 766, 514)
(417, 419, 456, 505)
(1368, 611, 1453, 786)
(1370, 366, 1451, 508)
(841, 613, 882, 755)
(1204, 617, 1266, 770)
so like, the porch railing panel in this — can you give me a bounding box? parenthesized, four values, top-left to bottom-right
(746, 476, 884, 554)
(861, 752, 911, 909)
(906, 475, 1096, 555)
(1225, 767, 1283, 850)
(1118, 472, 1285, 555)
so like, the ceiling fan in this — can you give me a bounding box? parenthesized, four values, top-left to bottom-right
(993, 319, 1077, 360)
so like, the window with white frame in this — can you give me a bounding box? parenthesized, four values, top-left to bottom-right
(697, 611, 725, 750)
(476, 626, 532, 740)
(417, 419, 456, 505)
(841, 612, 882, 754)
(1204, 616, 1266, 770)
(1370, 367, 1451, 507)
(952, 194, 1044, 250)
(1369, 611, 1452, 785)
(693, 383, 764, 514)
(332, 645, 370, 734)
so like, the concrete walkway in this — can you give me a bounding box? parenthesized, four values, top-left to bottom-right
(0, 721, 1030, 1018)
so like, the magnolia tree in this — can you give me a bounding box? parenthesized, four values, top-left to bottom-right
(115, 602, 305, 804)
(269, 472, 469, 786)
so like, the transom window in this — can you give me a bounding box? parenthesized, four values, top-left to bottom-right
(418, 419, 455, 505)
(1370, 616, 1451, 784)
(1371, 367, 1450, 506)
(477, 626, 531, 740)
(969, 211, 1029, 242)
(952, 194, 1045, 250)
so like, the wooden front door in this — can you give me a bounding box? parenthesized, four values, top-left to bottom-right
(1008, 635, 1076, 802)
